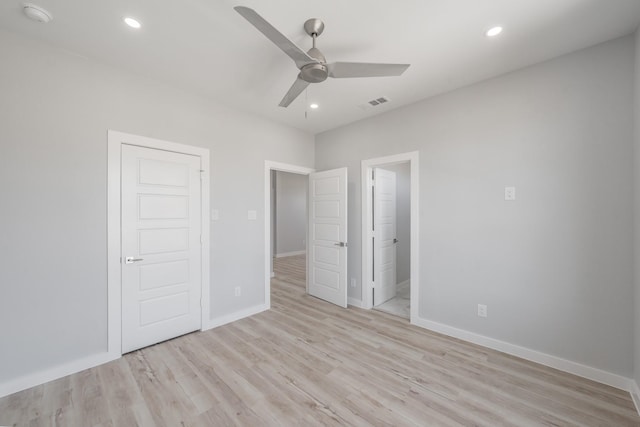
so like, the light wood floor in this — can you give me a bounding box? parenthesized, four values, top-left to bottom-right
(2, 255, 639, 426)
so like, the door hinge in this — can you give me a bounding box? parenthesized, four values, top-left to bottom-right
(199, 169, 205, 180)
(372, 169, 375, 180)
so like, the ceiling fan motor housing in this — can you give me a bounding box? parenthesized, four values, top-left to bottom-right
(301, 63, 328, 83)
(301, 46, 328, 83)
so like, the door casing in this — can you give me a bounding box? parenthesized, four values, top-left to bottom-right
(107, 130, 210, 358)
(361, 151, 419, 323)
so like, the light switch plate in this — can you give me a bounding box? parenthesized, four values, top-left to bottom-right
(248, 210, 257, 220)
(504, 186, 516, 201)
(478, 304, 487, 318)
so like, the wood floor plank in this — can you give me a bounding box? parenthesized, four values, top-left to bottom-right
(1, 253, 639, 426)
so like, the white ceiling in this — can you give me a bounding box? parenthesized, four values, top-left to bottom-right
(1, 0, 640, 134)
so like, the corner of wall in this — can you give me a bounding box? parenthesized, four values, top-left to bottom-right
(632, 379, 640, 416)
(634, 26, 640, 403)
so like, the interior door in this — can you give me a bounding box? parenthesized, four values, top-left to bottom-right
(121, 144, 202, 353)
(307, 168, 348, 308)
(373, 168, 397, 306)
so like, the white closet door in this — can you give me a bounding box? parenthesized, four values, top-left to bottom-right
(121, 144, 202, 353)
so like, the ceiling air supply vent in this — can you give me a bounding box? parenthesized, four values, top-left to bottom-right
(369, 96, 390, 106)
(359, 96, 391, 110)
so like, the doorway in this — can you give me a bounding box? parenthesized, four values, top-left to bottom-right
(264, 161, 314, 308)
(264, 161, 349, 309)
(371, 163, 411, 318)
(361, 152, 419, 323)
(271, 170, 309, 287)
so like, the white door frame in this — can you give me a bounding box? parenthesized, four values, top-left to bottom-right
(107, 130, 210, 358)
(264, 161, 314, 308)
(361, 151, 419, 323)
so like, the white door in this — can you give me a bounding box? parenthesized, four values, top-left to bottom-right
(121, 144, 202, 353)
(373, 168, 397, 306)
(307, 168, 348, 308)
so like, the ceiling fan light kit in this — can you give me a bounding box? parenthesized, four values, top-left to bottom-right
(23, 4, 52, 23)
(234, 6, 410, 107)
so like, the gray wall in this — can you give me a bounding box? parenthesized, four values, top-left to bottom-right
(316, 36, 634, 376)
(275, 171, 307, 255)
(377, 163, 411, 284)
(0, 30, 314, 384)
(634, 29, 640, 388)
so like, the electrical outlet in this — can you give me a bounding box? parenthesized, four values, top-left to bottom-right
(477, 304, 487, 318)
(234, 286, 241, 297)
(504, 186, 516, 201)
(350, 278, 356, 288)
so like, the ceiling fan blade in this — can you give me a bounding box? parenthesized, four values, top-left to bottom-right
(234, 6, 317, 68)
(328, 62, 410, 78)
(279, 76, 310, 107)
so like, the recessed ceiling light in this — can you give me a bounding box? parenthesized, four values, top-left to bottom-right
(124, 17, 141, 29)
(309, 103, 319, 109)
(486, 26, 503, 37)
(23, 4, 52, 23)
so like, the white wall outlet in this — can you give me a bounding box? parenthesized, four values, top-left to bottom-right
(234, 286, 241, 297)
(504, 186, 516, 201)
(211, 209, 219, 221)
(247, 210, 257, 220)
(477, 304, 487, 318)
(350, 278, 356, 288)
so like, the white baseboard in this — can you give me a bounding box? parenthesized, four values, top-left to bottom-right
(396, 279, 410, 288)
(205, 303, 269, 330)
(0, 351, 118, 399)
(348, 297, 365, 308)
(412, 317, 633, 392)
(631, 380, 640, 416)
(275, 250, 306, 258)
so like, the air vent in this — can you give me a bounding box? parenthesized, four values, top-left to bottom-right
(369, 96, 390, 106)
(358, 96, 391, 110)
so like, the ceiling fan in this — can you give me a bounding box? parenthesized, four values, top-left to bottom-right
(234, 6, 410, 107)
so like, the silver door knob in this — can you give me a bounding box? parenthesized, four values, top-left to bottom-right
(125, 256, 144, 264)
(393, 238, 399, 244)
(334, 242, 348, 247)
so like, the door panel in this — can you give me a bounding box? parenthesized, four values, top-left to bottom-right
(373, 168, 397, 306)
(139, 195, 189, 219)
(308, 168, 348, 308)
(121, 144, 202, 353)
(139, 260, 190, 290)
